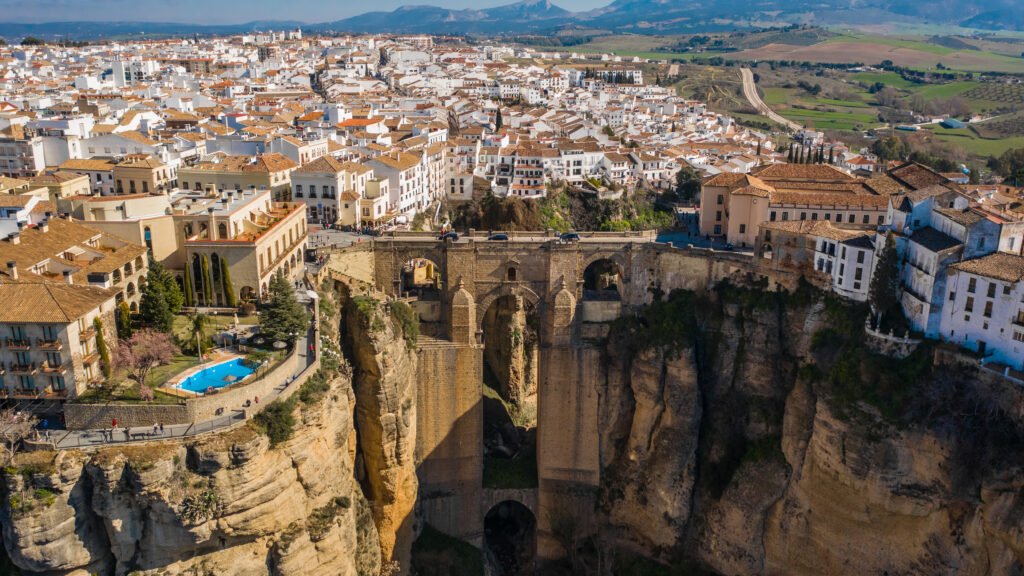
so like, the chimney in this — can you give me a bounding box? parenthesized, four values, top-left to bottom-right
(39, 220, 49, 234)
(8, 233, 19, 245)
(62, 269, 73, 285)
(7, 261, 17, 280)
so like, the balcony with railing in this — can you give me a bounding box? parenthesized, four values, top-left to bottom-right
(79, 325, 97, 341)
(9, 361, 37, 375)
(40, 361, 68, 374)
(37, 338, 63, 351)
(5, 338, 31, 350)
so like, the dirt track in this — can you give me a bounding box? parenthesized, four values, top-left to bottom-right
(739, 67, 803, 132)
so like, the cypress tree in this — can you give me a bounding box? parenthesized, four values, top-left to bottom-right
(95, 317, 112, 378)
(116, 301, 133, 339)
(221, 259, 237, 308)
(201, 255, 213, 306)
(183, 264, 194, 308)
(869, 232, 901, 324)
(495, 108, 503, 130)
(828, 147, 835, 165)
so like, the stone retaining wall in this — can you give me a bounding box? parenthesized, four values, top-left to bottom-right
(186, 351, 300, 422)
(64, 402, 190, 430)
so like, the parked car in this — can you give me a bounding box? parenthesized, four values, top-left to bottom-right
(439, 231, 459, 242)
(722, 243, 735, 251)
(559, 232, 581, 243)
(488, 233, 509, 241)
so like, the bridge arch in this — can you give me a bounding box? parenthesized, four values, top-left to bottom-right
(476, 284, 542, 330)
(483, 499, 537, 576)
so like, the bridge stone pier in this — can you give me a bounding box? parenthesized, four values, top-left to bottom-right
(330, 234, 794, 560)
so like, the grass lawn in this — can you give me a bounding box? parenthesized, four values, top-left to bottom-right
(923, 125, 1024, 157)
(829, 34, 956, 55)
(171, 313, 257, 342)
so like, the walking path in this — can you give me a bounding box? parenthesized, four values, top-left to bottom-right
(50, 328, 314, 450)
(739, 67, 803, 133)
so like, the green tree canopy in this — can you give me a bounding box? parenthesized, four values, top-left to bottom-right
(871, 136, 907, 162)
(673, 165, 703, 204)
(138, 271, 174, 333)
(258, 272, 309, 344)
(20, 37, 44, 46)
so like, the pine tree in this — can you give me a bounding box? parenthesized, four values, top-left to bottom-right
(139, 269, 174, 333)
(495, 108, 503, 130)
(258, 272, 310, 344)
(869, 232, 901, 323)
(150, 261, 183, 314)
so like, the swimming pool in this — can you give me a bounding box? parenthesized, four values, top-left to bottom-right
(176, 358, 256, 394)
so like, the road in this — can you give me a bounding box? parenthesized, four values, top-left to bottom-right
(739, 68, 803, 133)
(374, 232, 660, 245)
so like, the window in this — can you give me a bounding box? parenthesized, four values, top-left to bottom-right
(839, 263, 845, 276)
(968, 278, 977, 293)
(825, 213, 831, 221)
(848, 214, 855, 223)
(1015, 332, 1024, 343)
(877, 216, 884, 225)
(855, 267, 863, 281)
(739, 224, 746, 234)
(857, 251, 865, 264)
(984, 301, 993, 318)
(713, 224, 721, 235)
(782, 213, 789, 221)
(1005, 285, 1012, 295)
(800, 212, 807, 221)
(988, 283, 996, 298)
(949, 291, 956, 301)
(811, 213, 818, 221)
(770, 211, 776, 221)
(862, 214, 870, 224)
(715, 211, 722, 221)
(965, 296, 974, 312)
(716, 194, 723, 205)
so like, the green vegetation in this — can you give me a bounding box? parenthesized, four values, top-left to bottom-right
(306, 496, 352, 541)
(258, 272, 309, 345)
(411, 523, 484, 576)
(139, 261, 184, 333)
(252, 398, 297, 447)
(179, 487, 223, 524)
(389, 300, 419, 349)
(95, 317, 112, 378)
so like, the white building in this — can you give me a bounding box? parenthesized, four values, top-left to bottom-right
(940, 252, 1024, 369)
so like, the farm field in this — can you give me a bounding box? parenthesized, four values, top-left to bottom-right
(732, 40, 1024, 73)
(922, 125, 1024, 156)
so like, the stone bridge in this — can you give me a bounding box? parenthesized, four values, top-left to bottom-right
(322, 233, 797, 560)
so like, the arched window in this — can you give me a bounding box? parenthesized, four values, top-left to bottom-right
(507, 267, 517, 282)
(218, 222, 228, 240)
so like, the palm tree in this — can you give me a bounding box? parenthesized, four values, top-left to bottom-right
(191, 313, 210, 359)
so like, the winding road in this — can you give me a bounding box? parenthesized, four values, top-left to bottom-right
(739, 67, 803, 132)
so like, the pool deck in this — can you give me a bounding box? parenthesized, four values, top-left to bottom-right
(164, 349, 246, 397)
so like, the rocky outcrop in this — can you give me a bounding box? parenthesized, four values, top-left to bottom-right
(1, 365, 379, 576)
(596, 288, 1024, 576)
(344, 295, 419, 571)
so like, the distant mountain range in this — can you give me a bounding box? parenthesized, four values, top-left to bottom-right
(2, 0, 1022, 40)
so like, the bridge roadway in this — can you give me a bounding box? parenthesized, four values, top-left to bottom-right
(374, 230, 659, 245)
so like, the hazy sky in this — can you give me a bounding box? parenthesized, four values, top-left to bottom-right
(2, 0, 609, 24)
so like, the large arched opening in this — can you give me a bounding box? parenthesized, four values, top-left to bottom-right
(481, 294, 538, 492)
(582, 258, 623, 301)
(484, 500, 536, 576)
(400, 257, 442, 298)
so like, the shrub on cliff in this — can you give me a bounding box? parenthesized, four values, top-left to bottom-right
(253, 398, 297, 447)
(389, 300, 419, 349)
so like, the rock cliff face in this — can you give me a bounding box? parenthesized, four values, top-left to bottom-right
(596, 288, 1024, 575)
(1, 366, 379, 576)
(344, 295, 419, 571)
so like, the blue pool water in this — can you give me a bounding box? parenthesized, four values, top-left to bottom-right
(177, 358, 255, 394)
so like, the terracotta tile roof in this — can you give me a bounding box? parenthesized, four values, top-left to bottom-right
(950, 252, 1024, 283)
(888, 162, 952, 191)
(761, 219, 868, 241)
(0, 282, 114, 323)
(769, 192, 889, 208)
(295, 155, 347, 174)
(752, 163, 856, 182)
(59, 158, 115, 171)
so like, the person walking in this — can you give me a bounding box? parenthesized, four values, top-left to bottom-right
(153, 423, 159, 435)
(159, 423, 164, 433)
